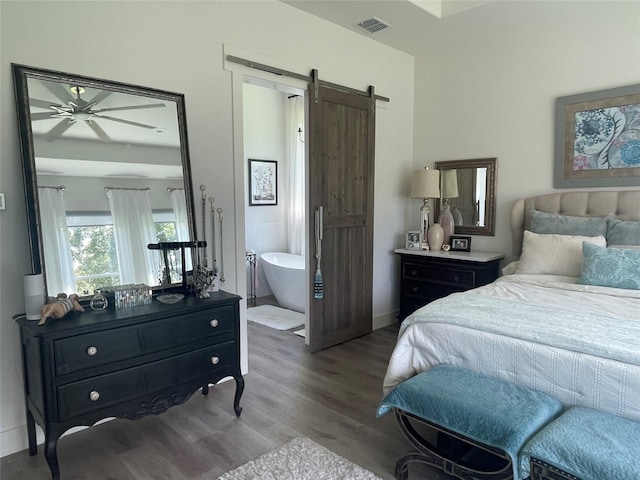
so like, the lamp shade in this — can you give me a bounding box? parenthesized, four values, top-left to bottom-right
(442, 169, 459, 199)
(411, 168, 440, 199)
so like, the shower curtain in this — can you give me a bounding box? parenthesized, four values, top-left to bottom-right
(106, 189, 159, 286)
(38, 187, 76, 295)
(286, 95, 305, 256)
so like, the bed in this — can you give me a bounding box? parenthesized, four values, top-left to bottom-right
(383, 190, 640, 424)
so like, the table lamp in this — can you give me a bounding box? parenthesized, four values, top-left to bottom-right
(411, 167, 440, 250)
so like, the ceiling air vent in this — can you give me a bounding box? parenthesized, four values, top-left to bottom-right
(356, 17, 391, 34)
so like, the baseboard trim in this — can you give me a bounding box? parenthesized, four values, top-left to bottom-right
(373, 310, 398, 331)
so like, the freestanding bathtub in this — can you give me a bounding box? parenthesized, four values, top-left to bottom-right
(260, 252, 306, 313)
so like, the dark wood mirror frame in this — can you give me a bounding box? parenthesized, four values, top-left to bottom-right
(12, 64, 198, 300)
(434, 157, 497, 236)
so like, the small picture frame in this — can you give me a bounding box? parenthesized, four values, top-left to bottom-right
(405, 231, 421, 250)
(450, 235, 471, 252)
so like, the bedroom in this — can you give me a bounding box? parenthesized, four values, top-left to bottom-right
(1, 0, 638, 478)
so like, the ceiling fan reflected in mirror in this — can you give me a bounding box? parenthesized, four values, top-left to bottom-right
(29, 82, 166, 142)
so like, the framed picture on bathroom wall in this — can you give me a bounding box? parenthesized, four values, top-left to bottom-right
(249, 159, 278, 206)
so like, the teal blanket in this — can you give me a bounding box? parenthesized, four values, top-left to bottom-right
(377, 365, 563, 480)
(521, 406, 640, 480)
(401, 291, 640, 366)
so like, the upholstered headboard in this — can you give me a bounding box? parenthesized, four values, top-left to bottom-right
(511, 190, 640, 255)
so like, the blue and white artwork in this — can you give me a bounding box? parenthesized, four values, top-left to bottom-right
(573, 103, 640, 171)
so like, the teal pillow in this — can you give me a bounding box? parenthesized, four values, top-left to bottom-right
(577, 242, 640, 290)
(530, 210, 607, 237)
(606, 218, 640, 246)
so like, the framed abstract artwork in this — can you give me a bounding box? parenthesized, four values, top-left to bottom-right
(248, 159, 277, 206)
(554, 84, 640, 188)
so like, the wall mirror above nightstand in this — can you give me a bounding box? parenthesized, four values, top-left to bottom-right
(434, 157, 497, 236)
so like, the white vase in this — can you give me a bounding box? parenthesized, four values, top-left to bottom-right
(428, 223, 444, 251)
(438, 204, 455, 245)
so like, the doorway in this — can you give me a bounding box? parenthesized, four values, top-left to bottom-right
(242, 79, 308, 339)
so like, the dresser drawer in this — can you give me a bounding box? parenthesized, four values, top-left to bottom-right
(54, 305, 236, 376)
(56, 341, 236, 421)
(403, 262, 475, 289)
(403, 279, 462, 300)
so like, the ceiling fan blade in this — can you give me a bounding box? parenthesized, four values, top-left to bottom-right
(95, 114, 157, 129)
(86, 121, 112, 142)
(94, 103, 166, 113)
(45, 119, 74, 141)
(43, 82, 74, 105)
(30, 98, 62, 109)
(30, 112, 57, 121)
(86, 89, 113, 107)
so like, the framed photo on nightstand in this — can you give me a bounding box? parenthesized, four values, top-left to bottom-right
(405, 231, 421, 250)
(450, 235, 471, 252)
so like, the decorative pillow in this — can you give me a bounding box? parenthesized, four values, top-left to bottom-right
(606, 218, 640, 247)
(515, 231, 607, 277)
(577, 243, 640, 290)
(530, 210, 607, 237)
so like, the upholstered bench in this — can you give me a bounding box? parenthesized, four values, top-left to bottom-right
(521, 406, 640, 480)
(377, 364, 563, 480)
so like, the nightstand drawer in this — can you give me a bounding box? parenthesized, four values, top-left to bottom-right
(403, 262, 475, 289)
(56, 341, 236, 421)
(54, 307, 235, 376)
(404, 279, 462, 300)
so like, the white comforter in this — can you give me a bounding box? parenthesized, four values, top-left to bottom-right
(383, 274, 640, 421)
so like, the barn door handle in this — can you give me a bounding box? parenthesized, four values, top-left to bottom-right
(314, 206, 324, 299)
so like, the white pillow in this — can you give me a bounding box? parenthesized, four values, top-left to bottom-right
(515, 231, 607, 277)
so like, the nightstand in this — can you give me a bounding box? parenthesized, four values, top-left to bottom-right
(395, 248, 504, 320)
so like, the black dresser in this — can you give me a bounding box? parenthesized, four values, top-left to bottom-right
(15, 291, 243, 480)
(395, 249, 504, 320)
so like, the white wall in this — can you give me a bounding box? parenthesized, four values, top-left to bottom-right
(412, 0, 640, 261)
(0, 0, 415, 456)
(243, 83, 288, 298)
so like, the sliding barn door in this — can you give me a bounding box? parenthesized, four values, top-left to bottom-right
(307, 81, 376, 352)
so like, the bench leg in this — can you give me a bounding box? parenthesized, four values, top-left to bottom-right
(393, 409, 514, 480)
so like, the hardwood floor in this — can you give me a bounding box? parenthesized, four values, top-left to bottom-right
(1, 320, 452, 480)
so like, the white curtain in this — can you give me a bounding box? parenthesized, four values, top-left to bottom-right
(169, 188, 192, 271)
(106, 189, 159, 286)
(286, 95, 306, 256)
(38, 187, 76, 295)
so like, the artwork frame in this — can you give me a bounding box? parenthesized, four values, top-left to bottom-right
(405, 231, 421, 250)
(248, 159, 278, 206)
(554, 84, 640, 188)
(450, 235, 471, 252)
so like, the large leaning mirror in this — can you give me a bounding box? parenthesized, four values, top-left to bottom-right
(434, 157, 497, 236)
(13, 64, 197, 301)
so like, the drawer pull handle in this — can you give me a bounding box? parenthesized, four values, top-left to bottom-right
(412, 286, 419, 293)
(411, 269, 418, 276)
(454, 275, 461, 282)
(211, 356, 220, 365)
(210, 319, 219, 328)
(89, 391, 100, 402)
(86, 346, 98, 356)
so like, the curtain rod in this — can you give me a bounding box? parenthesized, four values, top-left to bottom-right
(39, 185, 65, 190)
(226, 55, 390, 103)
(167, 187, 184, 192)
(104, 186, 150, 191)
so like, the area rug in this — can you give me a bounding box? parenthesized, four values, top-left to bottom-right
(247, 305, 304, 330)
(217, 437, 383, 480)
(293, 328, 305, 338)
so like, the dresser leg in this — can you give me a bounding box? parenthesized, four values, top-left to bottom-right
(202, 384, 209, 396)
(26, 410, 37, 456)
(44, 428, 62, 480)
(234, 375, 244, 417)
